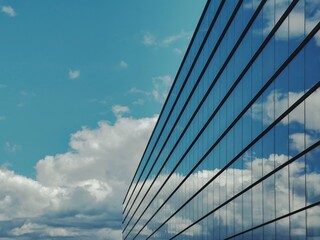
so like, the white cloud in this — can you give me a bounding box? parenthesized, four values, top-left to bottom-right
(167, 216, 202, 236)
(173, 48, 183, 55)
(152, 75, 173, 103)
(153, 75, 173, 86)
(0, 115, 158, 239)
(1, 109, 315, 239)
(143, 31, 191, 48)
(253, 0, 320, 45)
(1, 6, 16, 17)
(290, 133, 317, 152)
(152, 89, 162, 102)
(143, 33, 156, 46)
(133, 98, 145, 105)
(120, 60, 128, 68)
(10, 222, 78, 237)
(0, 169, 60, 219)
(129, 76, 173, 103)
(252, 89, 320, 132)
(129, 88, 150, 105)
(36, 115, 156, 187)
(95, 228, 122, 240)
(68, 69, 80, 79)
(112, 105, 129, 118)
(126, 153, 320, 238)
(129, 87, 151, 96)
(161, 30, 191, 45)
(4, 142, 20, 153)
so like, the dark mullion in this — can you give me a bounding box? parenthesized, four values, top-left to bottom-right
(225, 201, 320, 240)
(122, 0, 228, 225)
(147, 16, 320, 240)
(122, 0, 222, 214)
(127, 1, 299, 238)
(124, 0, 263, 233)
(122, 0, 226, 221)
(167, 80, 320, 238)
(123, 0, 245, 236)
(122, 0, 212, 206)
(123, 0, 239, 229)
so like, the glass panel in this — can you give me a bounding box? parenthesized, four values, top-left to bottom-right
(290, 211, 306, 240)
(307, 205, 320, 239)
(276, 217, 290, 239)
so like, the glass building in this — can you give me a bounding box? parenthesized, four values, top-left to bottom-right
(122, 0, 320, 239)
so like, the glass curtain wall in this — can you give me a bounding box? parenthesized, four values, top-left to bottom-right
(123, 0, 320, 239)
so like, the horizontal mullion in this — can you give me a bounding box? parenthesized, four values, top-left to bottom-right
(122, 0, 231, 228)
(122, 0, 226, 222)
(225, 200, 320, 239)
(129, 0, 298, 238)
(168, 82, 320, 239)
(147, 16, 319, 240)
(123, 0, 239, 228)
(123, 0, 245, 236)
(122, 0, 212, 206)
(122, 0, 222, 213)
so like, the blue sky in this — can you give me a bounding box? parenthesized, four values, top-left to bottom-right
(0, 1, 206, 239)
(0, 0, 206, 177)
(1, 0, 320, 239)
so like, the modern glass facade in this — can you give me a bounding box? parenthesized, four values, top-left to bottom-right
(122, 0, 320, 239)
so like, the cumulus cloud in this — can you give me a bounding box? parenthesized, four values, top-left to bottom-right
(1, 6, 16, 17)
(68, 69, 80, 79)
(0, 114, 158, 239)
(112, 105, 129, 118)
(290, 133, 318, 152)
(10, 222, 79, 237)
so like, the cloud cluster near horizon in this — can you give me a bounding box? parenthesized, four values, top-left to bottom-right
(0, 109, 158, 239)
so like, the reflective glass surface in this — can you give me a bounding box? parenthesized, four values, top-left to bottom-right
(123, 0, 320, 239)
